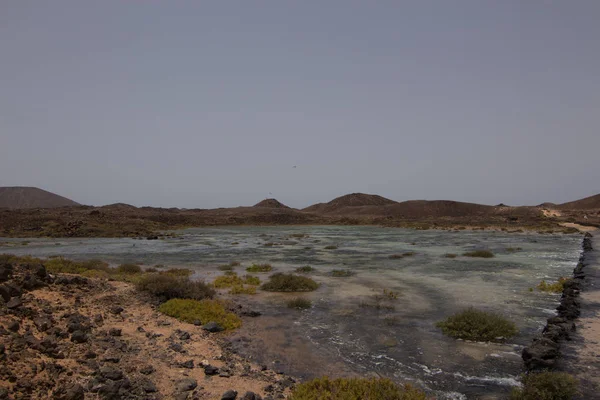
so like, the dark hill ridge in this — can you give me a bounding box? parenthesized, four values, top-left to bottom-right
(557, 193, 600, 210)
(0, 186, 80, 209)
(253, 199, 290, 209)
(303, 193, 396, 213)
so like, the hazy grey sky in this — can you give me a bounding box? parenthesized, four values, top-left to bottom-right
(1, 1, 598, 209)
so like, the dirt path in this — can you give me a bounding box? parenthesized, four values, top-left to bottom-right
(562, 231, 600, 399)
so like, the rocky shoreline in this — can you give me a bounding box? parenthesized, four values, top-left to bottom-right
(0, 259, 296, 400)
(521, 232, 594, 371)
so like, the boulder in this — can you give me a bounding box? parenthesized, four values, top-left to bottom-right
(0, 263, 13, 282)
(52, 383, 85, 400)
(204, 365, 219, 376)
(175, 378, 197, 392)
(222, 390, 238, 400)
(203, 321, 224, 333)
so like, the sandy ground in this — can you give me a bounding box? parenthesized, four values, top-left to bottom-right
(562, 231, 600, 399)
(0, 274, 292, 399)
(559, 222, 598, 233)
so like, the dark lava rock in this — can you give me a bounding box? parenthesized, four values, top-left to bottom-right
(140, 378, 157, 393)
(147, 236, 159, 240)
(70, 330, 88, 344)
(177, 330, 191, 340)
(179, 359, 194, 369)
(241, 310, 262, 318)
(0, 263, 13, 282)
(34, 317, 52, 332)
(222, 390, 238, 400)
(100, 366, 124, 381)
(7, 321, 20, 332)
(108, 328, 122, 337)
(97, 378, 131, 400)
(0, 284, 11, 302)
(203, 321, 224, 333)
(84, 351, 97, 359)
(53, 382, 85, 400)
(242, 392, 263, 400)
(169, 343, 185, 353)
(204, 365, 219, 376)
(6, 297, 22, 309)
(522, 337, 560, 370)
(139, 365, 155, 375)
(109, 306, 123, 315)
(175, 378, 197, 392)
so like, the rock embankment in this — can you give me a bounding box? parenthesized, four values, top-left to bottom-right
(0, 258, 293, 399)
(522, 232, 594, 370)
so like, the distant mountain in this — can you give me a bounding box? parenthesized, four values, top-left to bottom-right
(253, 198, 290, 209)
(0, 187, 80, 209)
(557, 194, 600, 210)
(303, 193, 396, 213)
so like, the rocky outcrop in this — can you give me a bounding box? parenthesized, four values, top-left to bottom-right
(522, 232, 594, 370)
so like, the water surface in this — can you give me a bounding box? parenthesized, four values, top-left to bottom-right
(1, 227, 581, 399)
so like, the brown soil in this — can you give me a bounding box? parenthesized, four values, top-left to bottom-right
(0, 187, 80, 209)
(0, 262, 292, 399)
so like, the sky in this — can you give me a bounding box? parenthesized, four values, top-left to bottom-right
(1, 1, 599, 209)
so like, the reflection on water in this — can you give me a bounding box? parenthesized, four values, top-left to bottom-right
(1, 226, 581, 399)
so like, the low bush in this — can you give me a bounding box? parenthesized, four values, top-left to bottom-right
(510, 371, 578, 400)
(243, 275, 261, 285)
(324, 245, 338, 250)
(463, 250, 495, 258)
(289, 377, 426, 400)
(537, 277, 570, 293)
(382, 289, 399, 300)
(330, 269, 354, 277)
(45, 257, 110, 274)
(135, 273, 215, 301)
(116, 263, 142, 274)
(296, 266, 315, 273)
(261, 273, 319, 292)
(246, 263, 273, 273)
(159, 299, 241, 330)
(81, 269, 110, 279)
(443, 253, 458, 258)
(218, 264, 235, 271)
(287, 297, 312, 310)
(159, 268, 192, 277)
(436, 307, 517, 342)
(229, 285, 257, 295)
(214, 274, 244, 288)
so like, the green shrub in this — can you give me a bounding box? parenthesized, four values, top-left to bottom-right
(262, 273, 319, 292)
(324, 245, 338, 250)
(287, 297, 312, 309)
(159, 299, 241, 330)
(330, 269, 354, 277)
(135, 274, 214, 300)
(510, 371, 578, 400)
(246, 263, 273, 273)
(243, 275, 261, 286)
(81, 269, 110, 279)
(229, 285, 257, 295)
(159, 268, 192, 277)
(463, 250, 495, 258)
(289, 377, 427, 400)
(213, 274, 244, 288)
(436, 308, 517, 342)
(443, 253, 458, 258)
(116, 263, 142, 274)
(538, 277, 570, 293)
(296, 266, 315, 273)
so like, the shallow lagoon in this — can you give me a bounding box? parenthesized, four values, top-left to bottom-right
(1, 227, 582, 399)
